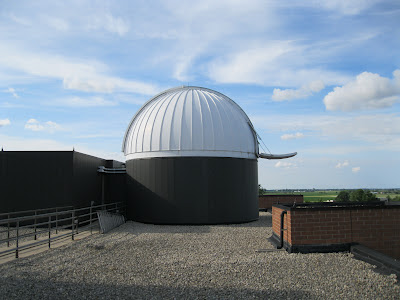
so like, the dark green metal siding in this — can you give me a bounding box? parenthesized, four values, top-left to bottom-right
(126, 157, 258, 224)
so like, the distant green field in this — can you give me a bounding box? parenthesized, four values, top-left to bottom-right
(262, 191, 400, 202)
(262, 191, 339, 202)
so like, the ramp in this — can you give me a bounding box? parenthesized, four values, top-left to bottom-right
(97, 211, 125, 233)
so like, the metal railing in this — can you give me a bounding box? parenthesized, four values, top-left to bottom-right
(0, 202, 125, 259)
(0, 206, 74, 246)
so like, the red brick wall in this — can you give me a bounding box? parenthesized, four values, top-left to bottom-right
(351, 208, 400, 259)
(272, 206, 291, 245)
(272, 206, 400, 259)
(259, 195, 303, 209)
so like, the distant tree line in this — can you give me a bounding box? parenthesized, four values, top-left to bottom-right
(335, 189, 378, 202)
(387, 195, 400, 201)
(258, 184, 267, 195)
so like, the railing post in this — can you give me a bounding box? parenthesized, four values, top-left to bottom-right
(55, 207, 58, 234)
(75, 214, 79, 234)
(99, 210, 101, 234)
(7, 213, 10, 247)
(34, 210, 37, 240)
(90, 206, 93, 234)
(48, 216, 51, 248)
(278, 211, 287, 249)
(71, 211, 75, 241)
(16, 221, 19, 258)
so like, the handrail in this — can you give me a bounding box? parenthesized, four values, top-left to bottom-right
(277, 210, 287, 249)
(0, 202, 125, 259)
(0, 202, 124, 225)
(0, 206, 73, 218)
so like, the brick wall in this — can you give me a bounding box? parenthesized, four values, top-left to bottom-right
(259, 195, 303, 209)
(272, 206, 289, 243)
(272, 205, 400, 259)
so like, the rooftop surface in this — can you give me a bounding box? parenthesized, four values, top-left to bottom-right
(0, 212, 398, 299)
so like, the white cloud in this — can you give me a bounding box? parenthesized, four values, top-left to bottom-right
(352, 166, 361, 173)
(208, 42, 349, 87)
(281, 132, 304, 140)
(324, 70, 400, 111)
(25, 119, 61, 133)
(0, 134, 125, 161)
(173, 56, 195, 82)
(87, 14, 129, 36)
(3, 87, 19, 98)
(0, 44, 159, 95)
(43, 16, 69, 31)
(316, 0, 380, 15)
(251, 113, 400, 152)
(275, 161, 296, 169)
(45, 121, 61, 132)
(7, 13, 31, 26)
(25, 119, 44, 131)
(0, 134, 71, 151)
(50, 96, 117, 107)
(0, 119, 11, 127)
(335, 160, 349, 168)
(272, 80, 325, 101)
(62, 76, 159, 95)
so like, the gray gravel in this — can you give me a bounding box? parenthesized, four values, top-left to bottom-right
(0, 212, 398, 299)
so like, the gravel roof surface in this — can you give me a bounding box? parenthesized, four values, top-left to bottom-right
(0, 212, 398, 299)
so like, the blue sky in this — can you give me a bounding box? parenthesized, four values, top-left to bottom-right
(1, 0, 399, 189)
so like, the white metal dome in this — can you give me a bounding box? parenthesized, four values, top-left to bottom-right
(122, 86, 258, 160)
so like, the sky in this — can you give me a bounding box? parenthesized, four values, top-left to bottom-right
(1, 0, 399, 189)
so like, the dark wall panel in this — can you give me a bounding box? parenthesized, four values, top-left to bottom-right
(0, 151, 73, 213)
(104, 174, 127, 206)
(0, 151, 126, 213)
(126, 157, 258, 224)
(72, 151, 106, 208)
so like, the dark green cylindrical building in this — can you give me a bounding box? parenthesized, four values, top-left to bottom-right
(122, 86, 259, 224)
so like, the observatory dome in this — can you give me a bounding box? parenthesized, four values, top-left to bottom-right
(122, 86, 258, 160)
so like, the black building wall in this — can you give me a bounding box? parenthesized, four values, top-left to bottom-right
(126, 157, 258, 224)
(1, 151, 74, 212)
(0, 151, 126, 213)
(72, 152, 104, 209)
(104, 174, 127, 206)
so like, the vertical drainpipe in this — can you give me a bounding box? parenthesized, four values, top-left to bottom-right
(277, 210, 287, 249)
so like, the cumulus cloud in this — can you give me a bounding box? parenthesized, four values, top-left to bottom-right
(324, 70, 400, 111)
(272, 80, 325, 101)
(281, 132, 304, 140)
(25, 119, 44, 131)
(352, 167, 361, 173)
(25, 119, 61, 133)
(3, 87, 19, 98)
(0, 119, 11, 127)
(335, 160, 349, 168)
(275, 161, 296, 169)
